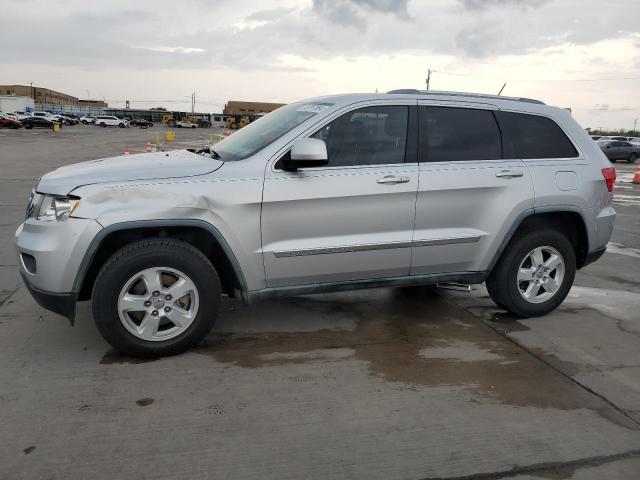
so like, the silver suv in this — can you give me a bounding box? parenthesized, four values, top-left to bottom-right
(15, 90, 616, 357)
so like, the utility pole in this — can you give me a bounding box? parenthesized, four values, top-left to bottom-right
(191, 92, 196, 113)
(425, 68, 431, 91)
(30, 81, 34, 100)
(634, 118, 638, 136)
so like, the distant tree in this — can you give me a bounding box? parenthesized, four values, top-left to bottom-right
(150, 107, 167, 111)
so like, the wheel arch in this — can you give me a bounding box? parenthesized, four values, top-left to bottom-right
(74, 219, 248, 302)
(488, 207, 590, 274)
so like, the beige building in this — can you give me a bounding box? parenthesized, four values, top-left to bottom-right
(223, 100, 285, 116)
(0, 85, 108, 108)
(78, 99, 108, 108)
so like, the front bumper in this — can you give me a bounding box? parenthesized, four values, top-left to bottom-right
(582, 246, 607, 268)
(15, 217, 102, 319)
(20, 271, 77, 322)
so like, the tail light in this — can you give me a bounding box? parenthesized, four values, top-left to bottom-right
(601, 167, 616, 192)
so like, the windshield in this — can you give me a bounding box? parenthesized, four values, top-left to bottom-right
(213, 102, 333, 161)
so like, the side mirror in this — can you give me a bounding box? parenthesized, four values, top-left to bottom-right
(282, 138, 328, 171)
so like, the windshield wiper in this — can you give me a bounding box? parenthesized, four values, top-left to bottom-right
(191, 147, 222, 160)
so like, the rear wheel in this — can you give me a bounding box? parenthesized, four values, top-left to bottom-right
(92, 238, 221, 358)
(119, 123, 125, 128)
(486, 230, 575, 317)
(629, 152, 638, 164)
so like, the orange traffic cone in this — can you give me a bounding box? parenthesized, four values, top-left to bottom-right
(145, 142, 152, 153)
(124, 146, 129, 155)
(633, 164, 640, 184)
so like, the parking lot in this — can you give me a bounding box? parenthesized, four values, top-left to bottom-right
(1, 125, 639, 479)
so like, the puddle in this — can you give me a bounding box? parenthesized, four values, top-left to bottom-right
(419, 340, 504, 362)
(191, 287, 632, 421)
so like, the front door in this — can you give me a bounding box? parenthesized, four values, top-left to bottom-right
(261, 103, 419, 287)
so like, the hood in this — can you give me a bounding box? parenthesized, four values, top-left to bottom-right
(37, 149, 223, 195)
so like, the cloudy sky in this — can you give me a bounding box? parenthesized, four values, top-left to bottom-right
(1, 0, 639, 130)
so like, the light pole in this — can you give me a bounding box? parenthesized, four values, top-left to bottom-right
(634, 118, 638, 136)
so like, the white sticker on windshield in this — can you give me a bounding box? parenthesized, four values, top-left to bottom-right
(297, 104, 330, 113)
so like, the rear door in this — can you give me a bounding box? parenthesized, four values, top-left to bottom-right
(261, 102, 419, 287)
(411, 103, 535, 275)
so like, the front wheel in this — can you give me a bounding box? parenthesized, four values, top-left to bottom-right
(485, 230, 576, 317)
(92, 238, 221, 358)
(99, 122, 106, 127)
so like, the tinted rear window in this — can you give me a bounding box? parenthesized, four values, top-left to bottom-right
(418, 107, 502, 162)
(497, 111, 578, 159)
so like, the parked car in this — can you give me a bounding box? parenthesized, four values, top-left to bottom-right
(14, 111, 32, 120)
(1, 112, 19, 121)
(80, 115, 96, 124)
(597, 140, 640, 163)
(15, 90, 616, 358)
(129, 119, 154, 127)
(31, 111, 55, 120)
(50, 114, 77, 125)
(95, 116, 129, 128)
(21, 116, 57, 129)
(0, 115, 23, 129)
(61, 114, 79, 125)
(175, 120, 197, 128)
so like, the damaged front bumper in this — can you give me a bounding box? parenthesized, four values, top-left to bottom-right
(15, 217, 103, 322)
(20, 271, 78, 322)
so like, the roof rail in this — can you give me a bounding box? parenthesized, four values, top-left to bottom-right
(386, 89, 545, 105)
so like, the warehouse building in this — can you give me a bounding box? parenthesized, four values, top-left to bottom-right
(0, 85, 107, 108)
(223, 100, 285, 116)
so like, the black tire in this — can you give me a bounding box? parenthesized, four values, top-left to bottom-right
(25, 125, 33, 129)
(119, 123, 125, 128)
(99, 122, 106, 127)
(629, 153, 638, 164)
(149, 123, 153, 127)
(82, 120, 87, 124)
(92, 238, 221, 358)
(485, 229, 576, 318)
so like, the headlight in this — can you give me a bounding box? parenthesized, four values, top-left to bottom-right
(26, 193, 80, 221)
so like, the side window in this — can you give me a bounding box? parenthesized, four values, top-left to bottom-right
(311, 106, 408, 167)
(497, 111, 578, 159)
(419, 107, 502, 162)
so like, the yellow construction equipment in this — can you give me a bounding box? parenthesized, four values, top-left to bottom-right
(225, 115, 251, 129)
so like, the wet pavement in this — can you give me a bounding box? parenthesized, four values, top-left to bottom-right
(1, 126, 639, 479)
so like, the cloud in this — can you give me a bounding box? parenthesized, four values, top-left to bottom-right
(246, 7, 296, 22)
(460, 0, 548, 10)
(311, 0, 410, 30)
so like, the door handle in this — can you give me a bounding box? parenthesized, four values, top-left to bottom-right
(377, 175, 410, 184)
(495, 170, 524, 179)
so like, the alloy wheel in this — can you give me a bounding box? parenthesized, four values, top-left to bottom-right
(117, 267, 199, 341)
(516, 246, 565, 304)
